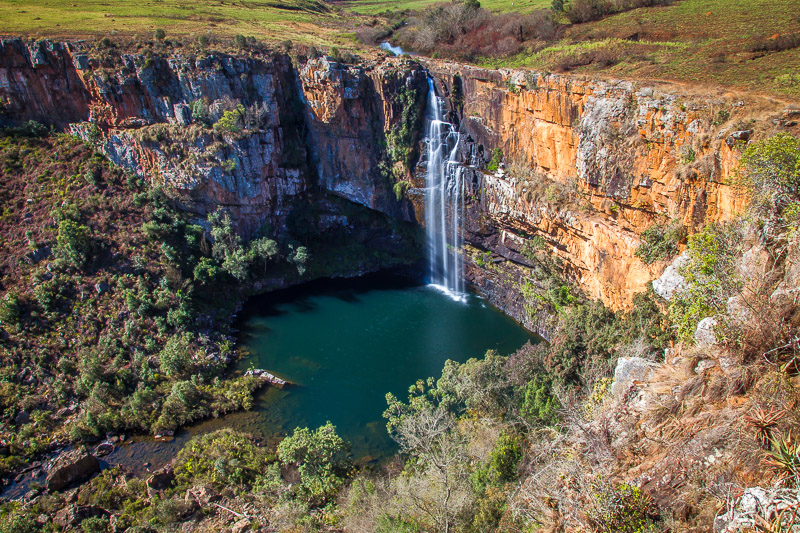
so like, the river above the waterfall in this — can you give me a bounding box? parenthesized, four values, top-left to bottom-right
(101, 273, 535, 474)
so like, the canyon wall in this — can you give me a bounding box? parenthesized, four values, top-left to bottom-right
(421, 61, 789, 325)
(2, 39, 789, 330)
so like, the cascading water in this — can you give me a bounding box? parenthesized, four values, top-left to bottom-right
(424, 77, 466, 300)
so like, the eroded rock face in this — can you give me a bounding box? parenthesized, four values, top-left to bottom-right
(1, 39, 781, 318)
(0, 39, 425, 240)
(653, 252, 689, 301)
(45, 449, 100, 491)
(423, 61, 780, 311)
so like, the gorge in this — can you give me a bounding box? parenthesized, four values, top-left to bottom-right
(1, 32, 800, 531)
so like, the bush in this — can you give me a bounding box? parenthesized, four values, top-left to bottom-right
(175, 429, 271, 489)
(669, 222, 743, 342)
(486, 148, 503, 172)
(213, 105, 245, 134)
(158, 333, 195, 378)
(154, 29, 166, 41)
(738, 133, 800, 234)
(634, 221, 685, 264)
(277, 422, 351, 504)
(56, 219, 92, 269)
(566, 0, 673, 24)
(588, 481, 660, 533)
(0, 293, 21, 329)
(289, 245, 309, 276)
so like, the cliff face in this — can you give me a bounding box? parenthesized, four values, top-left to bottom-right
(1, 39, 784, 322)
(424, 61, 784, 314)
(0, 39, 425, 238)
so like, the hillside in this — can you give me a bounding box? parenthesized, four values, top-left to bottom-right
(2, 0, 799, 99)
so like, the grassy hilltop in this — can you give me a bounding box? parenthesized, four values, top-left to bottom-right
(1, 0, 798, 97)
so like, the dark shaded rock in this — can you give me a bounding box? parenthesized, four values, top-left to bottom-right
(94, 281, 109, 294)
(25, 246, 50, 264)
(726, 129, 752, 148)
(15, 410, 30, 425)
(54, 505, 109, 528)
(94, 442, 114, 456)
(147, 465, 175, 491)
(173, 103, 192, 126)
(45, 449, 100, 491)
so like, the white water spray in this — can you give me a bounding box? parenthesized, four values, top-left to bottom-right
(424, 78, 465, 301)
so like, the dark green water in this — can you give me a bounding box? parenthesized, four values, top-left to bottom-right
(47, 274, 535, 490)
(233, 274, 534, 459)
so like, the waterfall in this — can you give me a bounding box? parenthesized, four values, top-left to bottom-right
(424, 78, 466, 300)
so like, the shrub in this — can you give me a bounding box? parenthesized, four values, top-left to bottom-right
(33, 277, 66, 315)
(634, 221, 685, 264)
(154, 29, 166, 41)
(393, 180, 412, 201)
(175, 429, 271, 489)
(0, 293, 21, 329)
(213, 105, 245, 134)
(669, 222, 743, 342)
(486, 148, 503, 172)
(158, 333, 195, 378)
(566, 0, 673, 24)
(588, 481, 660, 533)
(289, 245, 309, 276)
(277, 422, 350, 504)
(56, 219, 92, 269)
(738, 133, 800, 234)
(471, 432, 523, 493)
(519, 375, 559, 425)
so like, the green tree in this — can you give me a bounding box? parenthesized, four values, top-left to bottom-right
(247, 237, 278, 274)
(277, 422, 350, 504)
(0, 293, 21, 330)
(669, 222, 743, 342)
(289, 245, 309, 276)
(56, 219, 91, 269)
(213, 105, 246, 134)
(739, 133, 800, 233)
(158, 333, 194, 378)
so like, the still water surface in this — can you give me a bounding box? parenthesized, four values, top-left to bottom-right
(79, 274, 535, 486)
(234, 274, 534, 459)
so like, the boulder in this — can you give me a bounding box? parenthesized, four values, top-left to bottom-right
(25, 246, 51, 264)
(45, 449, 100, 491)
(147, 465, 175, 491)
(94, 442, 114, 456)
(94, 282, 109, 295)
(694, 316, 719, 348)
(611, 357, 659, 397)
(652, 252, 689, 301)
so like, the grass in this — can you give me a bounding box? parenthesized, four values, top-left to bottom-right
(0, 0, 360, 47)
(478, 0, 800, 99)
(342, 0, 550, 15)
(0, 0, 798, 97)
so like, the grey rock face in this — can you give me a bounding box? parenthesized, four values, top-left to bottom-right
(652, 251, 689, 301)
(611, 357, 659, 397)
(694, 316, 719, 348)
